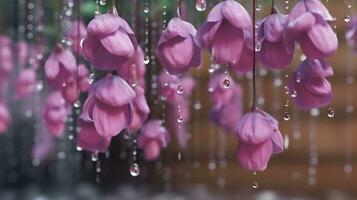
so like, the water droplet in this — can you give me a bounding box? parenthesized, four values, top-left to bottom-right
(195, 0, 207, 12)
(284, 135, 289, 149)
(223, 78, 231, 88)
(296, 72, 302, 83)
(177, 152, 182, 160)
(177, 85, 184, 94)
(144, 56, 150, 64)
(283, 112, 291, 121)
(194, 101, 202, 110)
(144, 7, 149, 13)
(177, 115, 184, 123)
(344, 15, 351, 23)
(99, 0, 106, 5)
(74, 100, 81, 108)
(310, 108, 320, 117)
(255, 42, 261, 52)
(208, 67, 214, 73)
(76, 146, 82, 151)
(327, 108, 335, 118)
(347, 4, 352, 9)
(255, 4, 262, 11)
(129, 163, 140, 177)
(344, 164, 353, 174)
(208, 161, 216, 171)
(291, 90, 297, 98)
(89, 73, 95, 84)
(252, 180, 259, 189)
(91, 152, 99, 162)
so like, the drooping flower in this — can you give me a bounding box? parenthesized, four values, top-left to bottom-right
(77, 119, 111, 153)
(209, 73, 243, 132)
(158, 71, 195, 102)
(16, 41, 29, 66)
(32, 131, 56, 162)
(67, 20, 87, 54)
(128, 86, 150, 132)
(77, 64, 91, 92)
(288, 58, 333, 109)
(197, 0, 252, 66)
(80, 74, 135, 137)
(82, 9, 137, 71)
(43, 91, 69, 137)
(258, 13, 295, 69)
(288, 0, 338, 59)
(156, 17, 201, 75)
(0, 101, 11, 134)
(0, 35, 14, 81)
(235, 108, 284, 171)
(231, 31, 253, 75)
(138, 120, 169, 161)
(346, 16, 357, 51)
(44, 44, 77, 89)
(117, 47, 146, 88)
(15, 68, 37, 98)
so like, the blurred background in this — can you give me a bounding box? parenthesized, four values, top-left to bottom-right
(0, 0, 356, 199)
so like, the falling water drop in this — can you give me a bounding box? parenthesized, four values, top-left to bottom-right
(255, 4, 262, 11)
(255, 42, 261, 52)
(223, 79, 231, 88)
(344, 15, 351, 23)
(129, 163, 140, 177)
(284, 135, 290, 149)
(177, 85, 184, 94)
(195, 0, 207, 12)
(194, 100, 202, 110)
(291, 90, 297, 98)
(91, 152, 99, 162)
(76, 146, 82, 152)
(99, 0, 106, 5)
(283, 112, 291, 121)
(177, 115, 184, 123)
(296, 72, 302, 83)
(144, 56, 150, 64)
(73, 100, 81, 108)
(252, 180, 259, 189)
(89, 73, 95, 84)
(144, 7, 149, 14)
(327, 108, 335, 118)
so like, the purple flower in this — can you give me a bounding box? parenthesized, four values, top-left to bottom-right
(0, 101, 11, 134)
(80, 74, 135, 137)
(288, 59, 333, 109)
(77, 119, 111, 153)
(67, 20, 87, 54)
(82, 11, 137, 71)
(44, 44, 77, 89)
(128, 86, 150, 132)
(235, 109, 284, 171)
(346, 16, 357, 51)
(197, 0, 252, 66)
(157, 17, 201, 75)
(231, 31, 253, 75)
(288, 0, 337, 59)
(32, 131, 56, 162)
(15, 68, 37, 98)
(138, 120, 169, 161)
(258, 13, 295, 69)
(0, 35, 14, 81)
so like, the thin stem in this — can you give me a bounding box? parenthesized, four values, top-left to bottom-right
(271, 0, 276, 14)
(177, 0, 183, 18)
(56, 0, 63, 43)
(112, 0, 116, 8)
(251, 0, 257, 110)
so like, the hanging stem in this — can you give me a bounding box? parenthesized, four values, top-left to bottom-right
(177, 0, 183, 18)
(271, 0, 276, 14)
(56, 0, 63, 43)
(112, 0, 116, 8)
(251, 0, 257, 110)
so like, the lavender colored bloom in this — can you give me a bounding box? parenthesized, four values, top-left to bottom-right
(15, 68, 37, 98)
(67, 20, 87, 54)
(157, 17, 201, 75)
(0, 35, 14, 81)
(235, 108, 284, 171)
(0, 101, 11, 134)
(346, 16, 357, 51)
(128, 86, 150, 132)
(288, 58, 333, 109)
(32, 131, 56, 162)
(77, 119, 111, 153)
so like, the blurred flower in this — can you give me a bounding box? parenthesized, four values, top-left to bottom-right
(82, 9, 137, 71)
(288, 59, 333, 109)
(235, 108, 284, 171)
(346, 16, 357, 51)
(15, 68, 37, 99)
(0, 101, 11, 134)
(32, 131, 56, 162)
(197, 0, 252, 66)
(138, 120, 169, 161)
(128, 87, 150, 132)
(80, 74, 135, 137)
(16, 41, 29, 66)
(0, 35, 14, 81)
(258, 13, 295, 70)
(288, 0, 337, 59)
(77, 119, 111, 153)
(157, 17, 201, 75)
(67, 20, 87, 54)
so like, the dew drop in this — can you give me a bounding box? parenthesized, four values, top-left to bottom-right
(89, 73, 95, 84)
(255, 4, 262, 11)
(144, 56, 150, 64)
(177, 115, 184, 123)
(344, 15, 351, 23)
(76, 146, 82, 152)
(144, 7, 149, 14)
(177, 85, 184, 94)
(129, 163, 140, 177)
(195, 0, 207, 12)
(252, 180, 259, 189)
(99, 0, 106, 5)
(255, 43, 261, 52)
(223, 79, 231, 88)
(73, 100, 81, 108)
(194, 101, 202, 110)
(296, 72, 302, 83)
(327, 108, 335, 118)
(91, 152, 99, 162)
(291, 90, 297, 98)
(283, 112, 291, 121)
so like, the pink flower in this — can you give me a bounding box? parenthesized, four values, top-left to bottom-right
(15, 68, 37, 98)
(32, 131, 56, 162)
(258, 13, 295, 70)
(346, 16, 357, 51)
(128, 87, 150, 132)
(67, 20, 87, 54)
(208, 73, 236, 108)
(117, 47, 146, 88)
(138, 120, 169, 161)
(0, 35, 14, 81)
(197, 0, 252, 66)
(16, 41, 29, 66)
(82, 10, 137, 71)
(77, 64, 91, 92)
(77, 119, 111, 153)
(43, 91, 69, 137)
(44, 44, 77, 89)
(80, 74, 135, 137)
(288, 0, 337, 59)
(231, 31, 253, 75)
(235, 108, 284, 171)
(0, 102, 11, 134)
(156, 17, 201, 75)
(288, 58, 333, 109)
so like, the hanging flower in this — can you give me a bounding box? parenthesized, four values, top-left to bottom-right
(346, 16, 357, 51)
(0, 101, 11, 134)
(138, 120, 169, 161)
(77, 64, 91, 92)
(80, 74, 135, 137)
(15, 68, 37, 99)
(288, 59, 333, 109)
(128, 86, 150, 132)
(44, 44, 77, 89)
(258, 13, 295, 69)
(0, 35, 14, 81)
(197, 0, 252, 66)
(231, 31, 253, 75)
(288, 0, 337, 59)
(77, 119, 111, 153)
(16, 41, 29, 66)
(43, 91, 69, 137)
(82, 9, 137, 71)
(235, 108, 284, 171)
(156, 17, 201, 75)
(32, 131, 56, 162)
(67, 20, 87, 54)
